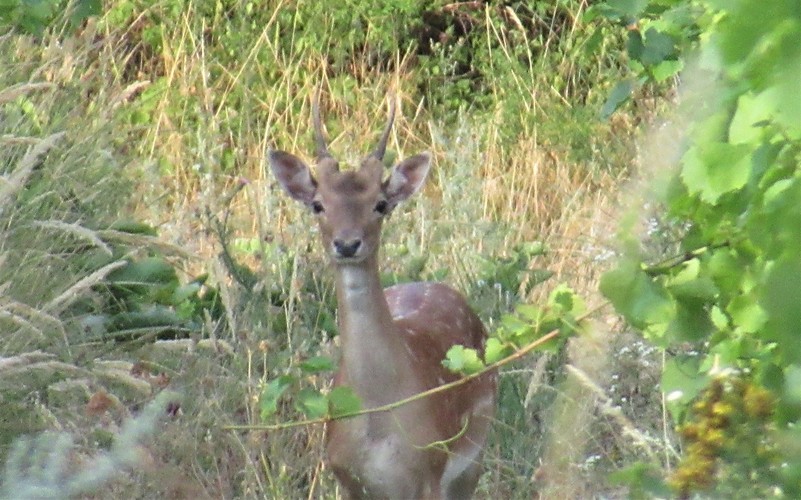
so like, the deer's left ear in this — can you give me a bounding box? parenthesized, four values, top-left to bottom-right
(268, 150, 317, 204)
(382, 152, 431, 206)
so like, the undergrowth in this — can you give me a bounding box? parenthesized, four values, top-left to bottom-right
(0, 1, 669, 498)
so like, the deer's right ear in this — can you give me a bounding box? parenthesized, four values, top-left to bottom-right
(268, 150, 317, 204)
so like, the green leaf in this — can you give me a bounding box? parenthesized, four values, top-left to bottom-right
(681, 142, 752, 204)
(608, 462, 672, 498)
(601, 80, 634, 119)
(582, 25, 605, 57)
(600, 259, 675, 332)
(299, 356, 335, 374)
(665, 259, 718, 301)
(484, 337, 511, 365)
(260, 375, 293, 419)
(727, 294, 767, 333)
(639, 28, 676, 66)
(708, 248, 746, 295)
(664, 298, 714, 343)
(548, 284, 584, 315)
(109, 220, 158, 235)
(606, 0, 649, 19)
(499, 312, 535, 341)
(71, 0, 101, 27)
(17, 0, 54, 35)
(171, 282, 201, 305)
(770, 59, 801, 136)
(709, 305, 730, 330)
(761, 253, 801, 364)
(106, 307, 183, 333)
(661, 356, 708, 423)
(442, 345, 485, 375)
(515, 304, 542, 323)
(328, 386, 362, 418)
(295, 388, 328, 419)
(626, 30, 644, 61)
(784, 366, 801, 405)
(651, 59, 682, 82)
(107, 257, 178, 286)
(729, 92, 774, 144)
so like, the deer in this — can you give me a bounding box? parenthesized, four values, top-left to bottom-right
(268, 96, 497, 500)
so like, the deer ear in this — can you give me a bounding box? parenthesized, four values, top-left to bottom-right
(268, 150, 317, 204)
(382, 152, 431, 205)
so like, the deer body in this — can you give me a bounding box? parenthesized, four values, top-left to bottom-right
(269, 99, 496, 499)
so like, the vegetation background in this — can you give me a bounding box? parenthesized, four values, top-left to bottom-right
(1, 0, 799, 498)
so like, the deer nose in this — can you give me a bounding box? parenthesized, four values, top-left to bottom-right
(333, 238, 362, 258)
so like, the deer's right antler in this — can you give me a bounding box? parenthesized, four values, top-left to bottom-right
(372, 97, 396, 162)
(312, 89, 331, 161)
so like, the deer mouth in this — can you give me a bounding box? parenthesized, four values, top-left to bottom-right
(330, 252, 368, 265)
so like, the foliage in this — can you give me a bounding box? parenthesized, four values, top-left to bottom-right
(587, 0, 701, 116)
(444, 284, 585, 374)
(596, 0, 801, 495)
(0, 85, 222, 345)
(92, 0, 623, 188)
(1, 0, 651, 497)
(83, 230, 224, 343)
(0, 0, 100, 35)
(0, 33, 240, 498)
(670, 375, 777, 498)
(258, 355, 362, 423)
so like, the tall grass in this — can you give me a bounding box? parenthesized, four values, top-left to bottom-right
(0, 1, 672, 497)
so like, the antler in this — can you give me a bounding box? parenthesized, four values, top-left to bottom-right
(372, 97, 396, 161)
(312, 89, 331, 161)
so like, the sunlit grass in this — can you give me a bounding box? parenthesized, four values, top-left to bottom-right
(0, 1, 673, 497)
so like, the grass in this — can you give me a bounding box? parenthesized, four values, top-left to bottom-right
(0, 1, 675, 497)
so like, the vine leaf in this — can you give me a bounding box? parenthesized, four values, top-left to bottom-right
(328, 387, 362, 418)
(662, 356, 708, 424)
(442, 345, 485, 375)
(299, 356, 335, 374)
(681, 142, 752, 204)
(295, 388, 328, 419)
(260, 375, 293, 419)
(665, 298, 713, 342)
(600, 258, 674, 333)
(601, 80, 634, 119)
(484, 337, 512, 365)
(761, 253, 801, 364)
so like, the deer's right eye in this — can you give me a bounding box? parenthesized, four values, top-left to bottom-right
(311, 201, 324, 214)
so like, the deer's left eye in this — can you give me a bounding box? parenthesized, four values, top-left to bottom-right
(374, 200, 389, 214)
(311, 201, 325, 214)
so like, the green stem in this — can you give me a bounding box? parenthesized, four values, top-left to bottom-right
(643, 240, 731, 276)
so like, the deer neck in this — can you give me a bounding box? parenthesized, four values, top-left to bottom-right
(333, 259, 415, 403)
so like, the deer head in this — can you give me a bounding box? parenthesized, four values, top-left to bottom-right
(268, 98, 431, 265)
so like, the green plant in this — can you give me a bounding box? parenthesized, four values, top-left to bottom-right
(597, 0, 801, 495)
(0, 0, 101, 36)
(82, 226, 224, 343)
(1, 0, 664, 496)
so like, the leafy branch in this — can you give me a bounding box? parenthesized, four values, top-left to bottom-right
(223, 300, 607, 433)
(643, 240, 731, 277)
(595, 0, 801, 495)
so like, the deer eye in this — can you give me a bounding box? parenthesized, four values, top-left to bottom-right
(374, 200, 389, 214)
(311, 201, 324, 214)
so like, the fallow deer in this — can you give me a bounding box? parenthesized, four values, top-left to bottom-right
(268, 97, 497, 499)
